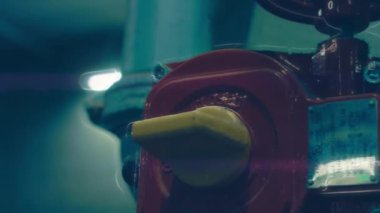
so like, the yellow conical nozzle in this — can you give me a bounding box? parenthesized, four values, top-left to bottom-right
(130, 106, 251, 187)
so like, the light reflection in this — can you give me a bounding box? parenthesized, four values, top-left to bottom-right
(312, 157, 377, 186)
(80, 68, 122, 91)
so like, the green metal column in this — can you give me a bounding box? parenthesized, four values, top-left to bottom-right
(122, 0, 212, 74)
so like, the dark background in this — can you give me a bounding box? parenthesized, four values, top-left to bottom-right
(0, 0, 135, 212)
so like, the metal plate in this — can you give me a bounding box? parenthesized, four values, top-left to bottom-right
(308, 98, 379, 189)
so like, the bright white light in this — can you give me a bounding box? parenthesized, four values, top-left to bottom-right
(80, 68, 122, 91)
(87, 71, 122, 91)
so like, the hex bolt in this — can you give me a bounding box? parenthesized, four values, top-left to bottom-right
(153, 64, 171, 81)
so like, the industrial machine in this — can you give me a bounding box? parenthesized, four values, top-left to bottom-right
(88, 0, 380, 212)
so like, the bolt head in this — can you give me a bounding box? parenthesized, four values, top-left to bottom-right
(369, 100, 376, 107)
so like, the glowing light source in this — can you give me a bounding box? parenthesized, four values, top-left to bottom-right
(80, 68, 122, 91)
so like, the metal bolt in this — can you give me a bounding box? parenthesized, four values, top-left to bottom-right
(369, 100, 376, 107)
(153, 64, 170, 82)
(364, 61, 380, 84)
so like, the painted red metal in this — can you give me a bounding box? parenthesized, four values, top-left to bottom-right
(136, 49, 380, 212)
(128, 0, 380, 211)
(137, 49, 310, 213)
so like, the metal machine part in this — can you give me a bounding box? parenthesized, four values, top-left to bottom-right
(127, 1, 380, 212)
(130, 106, 251, 187)
(86, 0, 258, 194)
(84, 0, 380, 212)
(132, 50, 309, 213)
(307, 98, 379, 189)
(310, 38, 372, 97)
(257, 0, 380, 35)
(131, 50, 380, 213)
